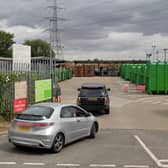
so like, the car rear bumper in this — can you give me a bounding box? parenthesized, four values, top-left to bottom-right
(79, 104, 109, 113)
(8, 131, 54, 149)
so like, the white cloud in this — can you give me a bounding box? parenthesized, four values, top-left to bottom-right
(0, 0, 168, 61)
(64, 31, 168, 61)
(0, 20, 46, 43)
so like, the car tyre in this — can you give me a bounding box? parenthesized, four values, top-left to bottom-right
(89, 123, 96, 139)
(51, 133, 64, 153)
(13, 143, 19, 148)
(13, 143, 24, 149)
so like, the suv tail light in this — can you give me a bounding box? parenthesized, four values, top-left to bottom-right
(104, 97, 109, 105)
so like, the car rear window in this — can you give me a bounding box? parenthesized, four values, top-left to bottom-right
(80, 87, 106, 97)
(16, 106, 54, 121)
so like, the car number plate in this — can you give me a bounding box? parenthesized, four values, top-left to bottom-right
(88, 97, 97, 101)
(17, 126, 32, 132)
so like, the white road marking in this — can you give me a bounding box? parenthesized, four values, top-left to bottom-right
(23, 163, 45, 166)
(56, 163, 80, 167)
(162, 103, 168, 106)
(138, 98, 152, 101)
(151, 101, 161, 104)
(134, 135, 163, 167)
(89, 164, 116, 167)
(160, 160, 168, 163)
(0, 162, 16, 165)
(124, 165, 149, 168)
(161, 165, 168, 168)
(142, 100, 153, 103)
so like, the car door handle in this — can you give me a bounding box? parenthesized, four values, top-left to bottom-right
(77, 119, 80, 123)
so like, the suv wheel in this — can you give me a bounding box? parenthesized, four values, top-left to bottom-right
(105, 108, 110, 115)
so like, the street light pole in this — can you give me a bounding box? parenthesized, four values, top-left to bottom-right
(163, 49, 168, 62)
(152, 45, 156, 62)
(146, 53, 152, 62)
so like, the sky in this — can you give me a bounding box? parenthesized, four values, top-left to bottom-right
(1, 0, 168, 61)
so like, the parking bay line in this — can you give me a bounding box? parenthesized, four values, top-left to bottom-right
(23, 163, 45, 166)
(124, 165, 149, 168)
(0, 162, 16, 165)
(89, 164, 116, 167)
(56, 163, 80, 167)
(134, 135, 167, 168)
(160, 160, 168, 163)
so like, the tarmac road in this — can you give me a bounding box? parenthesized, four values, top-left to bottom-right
(1, 129, 168, 168)
(60, 77, 168, 130)
(1, 77, 168, 168)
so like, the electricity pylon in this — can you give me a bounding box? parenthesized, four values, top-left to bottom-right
(48, 0, 64, 60)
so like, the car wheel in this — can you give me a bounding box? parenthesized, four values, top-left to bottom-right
(89, 123, 96, 139)
(13, 143, 24, 149)
(51, 133, 64, 153)
(13, 143, 19, 148)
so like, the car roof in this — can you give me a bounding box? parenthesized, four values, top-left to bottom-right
(32, 103, 75, 109)
(81, 83, 105, 88)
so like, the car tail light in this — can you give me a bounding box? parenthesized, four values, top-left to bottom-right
(77, 97, 81, 104)
(12, 120, 54, 127)
(31, 122, 54, 127)
(104, 97, 109, 105)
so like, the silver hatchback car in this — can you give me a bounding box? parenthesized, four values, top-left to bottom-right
(8, 103, 99, 153)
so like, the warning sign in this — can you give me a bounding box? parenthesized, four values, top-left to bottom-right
(13, 98, 27, 113)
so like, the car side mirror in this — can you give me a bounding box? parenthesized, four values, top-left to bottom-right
(77, 88, 80, 91)
(107, 88, 111, 91)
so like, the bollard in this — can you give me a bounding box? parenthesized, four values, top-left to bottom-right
(123, 84, 129, 92)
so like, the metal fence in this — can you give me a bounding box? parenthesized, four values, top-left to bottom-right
(0, 60, 57, 121)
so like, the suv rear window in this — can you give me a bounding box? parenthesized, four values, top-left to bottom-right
(16, 106, 54, 121)
(80, 87, 106, 97)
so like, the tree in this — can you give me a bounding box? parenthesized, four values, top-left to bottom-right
(24, 39, 54, 57)
(0, 31, 14, 58)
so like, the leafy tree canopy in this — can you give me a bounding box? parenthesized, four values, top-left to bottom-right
(0, 30, 14, 58)
(24, 39, 54, 57)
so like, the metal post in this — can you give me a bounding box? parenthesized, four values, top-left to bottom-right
(164, 49, 168, 62)
(152, 45, 156, 62)
(49, 21, 53, 77)
(146, 53, 152, 62)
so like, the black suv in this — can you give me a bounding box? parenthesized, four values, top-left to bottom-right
(77, 83, 110, 114)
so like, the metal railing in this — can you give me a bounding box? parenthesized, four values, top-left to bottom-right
(0, 60, 56, 121)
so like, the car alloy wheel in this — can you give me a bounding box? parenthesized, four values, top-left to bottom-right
(52, 133, 64, 153)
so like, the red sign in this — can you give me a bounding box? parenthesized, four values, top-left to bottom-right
(13, 98, 27, 113)
(136, 85, 146, 91)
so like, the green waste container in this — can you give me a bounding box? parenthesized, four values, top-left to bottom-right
(124, 64, 132, 80)
(147, 62, 166, 94)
